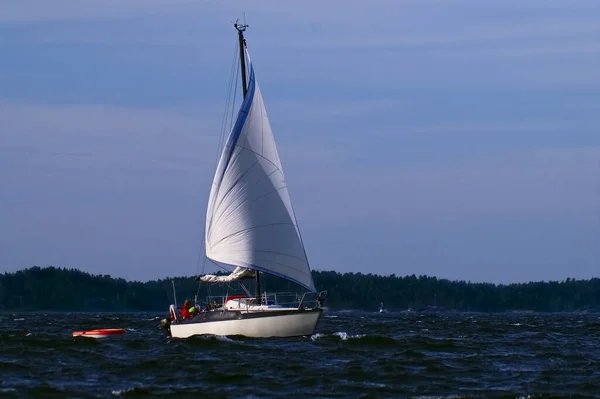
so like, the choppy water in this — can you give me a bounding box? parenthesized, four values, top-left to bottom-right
(1, 310, 600, 398)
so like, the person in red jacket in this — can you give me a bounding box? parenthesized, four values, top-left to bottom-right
(180, 299, 196, 319)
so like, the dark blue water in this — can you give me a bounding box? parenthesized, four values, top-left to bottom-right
(1, 310, 599, 398)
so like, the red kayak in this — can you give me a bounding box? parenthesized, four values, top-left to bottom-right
(72, 328, 126, 338)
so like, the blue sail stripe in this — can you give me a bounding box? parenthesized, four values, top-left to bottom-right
(217, 65, 257, 186)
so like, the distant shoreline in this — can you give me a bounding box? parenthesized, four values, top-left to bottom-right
(1, 266, 599, 313)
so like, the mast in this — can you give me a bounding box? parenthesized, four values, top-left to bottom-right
(234, 20, 261, 303)
(235, 21, 248, 97)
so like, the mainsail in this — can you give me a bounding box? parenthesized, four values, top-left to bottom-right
(203, 49, 316, 292)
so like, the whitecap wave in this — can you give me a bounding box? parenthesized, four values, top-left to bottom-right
(310, 332, 366, 341)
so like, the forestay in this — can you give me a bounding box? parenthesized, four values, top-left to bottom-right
(204, 50, 316, 292)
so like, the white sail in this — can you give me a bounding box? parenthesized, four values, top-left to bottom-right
(204, 50, 316, 292)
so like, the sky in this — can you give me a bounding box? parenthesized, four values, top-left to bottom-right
(1, 0, 599, 284)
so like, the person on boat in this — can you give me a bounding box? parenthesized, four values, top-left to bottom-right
(180, 299, 197, 319)
(205, 300, 218, 311)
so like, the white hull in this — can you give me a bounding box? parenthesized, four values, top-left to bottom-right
(169, 309, 322, 339)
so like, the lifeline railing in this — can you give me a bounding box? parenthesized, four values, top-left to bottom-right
(198, 290, 328, 312)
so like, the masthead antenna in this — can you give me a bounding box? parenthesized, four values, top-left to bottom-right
(234, 18, 249, 33)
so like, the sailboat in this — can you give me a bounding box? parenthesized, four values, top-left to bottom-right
(167, 22, 327, 339)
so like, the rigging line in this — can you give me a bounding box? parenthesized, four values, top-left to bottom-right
(215, 40, 240, 171)
(209, 42, 238, 236)
(194, 40, 240, 295)
(205, 40, 240, 235)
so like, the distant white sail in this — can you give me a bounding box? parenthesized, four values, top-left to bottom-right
(204, 50, 316, 292)
(199, 266, 256, 283)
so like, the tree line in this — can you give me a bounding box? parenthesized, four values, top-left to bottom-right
(0, 266, 599, 312)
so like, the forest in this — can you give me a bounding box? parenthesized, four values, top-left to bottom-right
(1, 266, 599, 312)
